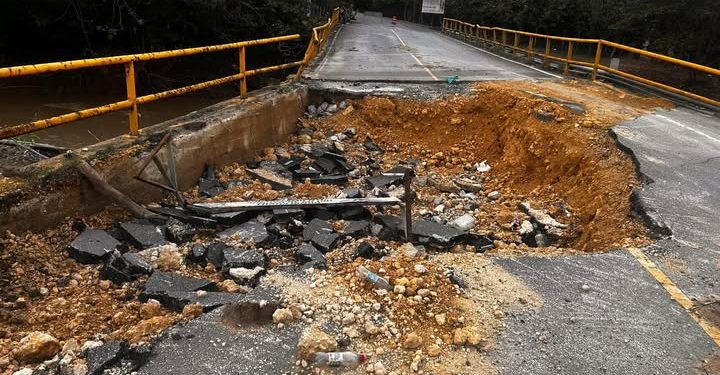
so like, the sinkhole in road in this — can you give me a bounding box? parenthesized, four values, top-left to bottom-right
(305, 82, 664, 252)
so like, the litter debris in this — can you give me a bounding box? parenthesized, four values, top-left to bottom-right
(356, 265, 392, 290)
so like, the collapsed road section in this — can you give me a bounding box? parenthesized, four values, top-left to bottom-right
(0, 80, 713, 375)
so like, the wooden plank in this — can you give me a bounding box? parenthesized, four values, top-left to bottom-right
(188, 197, 402, 215)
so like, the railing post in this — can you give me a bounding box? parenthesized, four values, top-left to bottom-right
(592, 41, 603, 81)
(513, 33, 519, 56)
(528, 36, 534, 61)
(124, 61, 139, 136)
(564, 41, 574, 75)
(502, 31, 507, 46)
(240, 46, 247, 97)
(545, 38, 552, 68)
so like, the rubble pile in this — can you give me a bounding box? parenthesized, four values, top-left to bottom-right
(1, 86, 651, 374)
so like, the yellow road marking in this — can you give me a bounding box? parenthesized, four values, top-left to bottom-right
(628, 247, 720, 347)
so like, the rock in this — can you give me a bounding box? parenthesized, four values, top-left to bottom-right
(398, 242, 420, 258)
(487, 191, 501, 200)
(393, 285, 406, 295)
(434, 313, 447, 325)
(306, 105, 317, 115)
(140, 271, 214, 307)
(311, 233, 341, 253)
(13, 332, 61, 363)
(218, 279, 250, 293)
(461, 233, 495, 252)
(272, 308, 294, 324)
(363, 136, 383, 152)
(309, 174, 349, 185)
(451, 214, 476, 231)
(519, 202, 568, 228)
(83, 341, 127, 375)
(353, 242, 376, 259)
(454, 178, 483, 193)
(297, 328, 337, 360)
(68, 230, 121, 264)
(119, 222, 166, 249)
(218, 220, 271, 247)
(296, 243, 326, 269)
(452, 327, 484, 347)
(12, 369, 32, 375)
(223, 248, 266, 270)
(188, 244, 207, 263)
(341, 188, 362, 198)
(414, 264, 427, 274)
(475, 161, 491, 173)
(326, 104, 338, 113)
(402, 332, 423, 349)
(343, 220, 369, 238)
(140, 299, 162, 319)
(61, 339, 80, 356)
(448, 270, 466, 288)
(535, 232, 550, 247)
(182, 303, 204, 319)
(164, 219, 195, 244)
(210, 210, 254, 226)
(272, 209, 305, 223)
(156, 244, 184, 271)
(337, 206, 369, 220)
(205, 242, 227, 268)
(228, 267, 265, 286)
(198, 178, 224, 198)
(535, 110, 555, 122)
(246, 168, 292, 190)
(302, 219, 334, 242)
(413, 220, 465, 249)
(374, 361, 387, 375)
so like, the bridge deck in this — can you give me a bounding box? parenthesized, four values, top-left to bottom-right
(307, 13, 556, 82)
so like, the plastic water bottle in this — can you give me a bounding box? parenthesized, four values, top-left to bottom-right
(356, 265, 392, 290)
(314, 352, 366, 367)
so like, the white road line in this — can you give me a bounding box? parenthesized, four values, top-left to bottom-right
(656, 114, 720, 144)
(316, 24, 344, 73)
(442, 33, 563, 79)
(391, 29, 439, 81)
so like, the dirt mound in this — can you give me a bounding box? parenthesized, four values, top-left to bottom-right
(311, 82, 661, 251)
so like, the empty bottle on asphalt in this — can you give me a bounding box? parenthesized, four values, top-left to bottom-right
(356, 265, 392, 290)
(314, 352, 366, 367)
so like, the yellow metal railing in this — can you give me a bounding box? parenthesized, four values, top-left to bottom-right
(295, 7, 341, 79)
(443, 18, 720, 108)
(0, 8, 341, 140)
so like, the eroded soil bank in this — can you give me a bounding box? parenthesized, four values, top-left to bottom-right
(0, 80, 669, 375)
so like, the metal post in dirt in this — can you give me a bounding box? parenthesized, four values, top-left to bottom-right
(240, 46, 247, 97)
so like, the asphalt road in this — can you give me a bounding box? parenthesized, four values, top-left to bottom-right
(305, 13, 556, 82)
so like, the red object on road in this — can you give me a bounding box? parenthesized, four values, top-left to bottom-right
(392, 16, 397, 26)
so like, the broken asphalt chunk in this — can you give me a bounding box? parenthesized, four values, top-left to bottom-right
(246, 168, 292, 190)
(309, 174, 349, 185)
(272, 208, 305, 223)
(162, 291, 252, 312)
(118, 222, 167, 249)
(302, 219, 334, 241)
(164, 219, 195, 244)
(462, 233, 495, 252)
(210, 210, 254, 225)
(413, 220, 465, 249)
(69, 229, 121, 264)
(311, 232, 341, 253)
(363, 136, 383, 152)
(218, 220, 271, 247)
(84, 341, 128, 375)
(228, 266, 266, 287)
(140, 271, 215, 309)
(343, 220, 370, 238)
(293, 169, 322, 181)
(188, 244, 207, 263)
(222, 248, 266, 270)
(198, 178, 224, 198)
(313, 157, 339, 174)
(296, 243, 326, 269)
(353, 242, 376, 259)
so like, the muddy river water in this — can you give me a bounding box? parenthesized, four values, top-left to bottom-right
(0, 91, 233, 149)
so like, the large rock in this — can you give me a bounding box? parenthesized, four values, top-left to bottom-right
(13, 332, 61, 363)
(297, 328, 338, 361)
(223, 248, 266, 270)
(246, 168, 292, 190)
(228, 267, 265, 287)
(68, 230, 121, 264)
(118, 222, 166, 249)
(84, 341, 127, 375)
(302, 219, 334, 242)
(296, 243, 326, 269)
(218, 220, 271, 247)
(311, 233, 341, 253)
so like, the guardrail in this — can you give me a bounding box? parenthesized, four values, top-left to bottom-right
(443, 18, 720, 108)
(295, 7, 341, 79)
(0, 8, 341, 140)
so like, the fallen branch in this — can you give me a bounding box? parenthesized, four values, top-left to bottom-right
(68, 152, 158, 220)
(0, 140, 48, 160)
(0, 140, 67, 154)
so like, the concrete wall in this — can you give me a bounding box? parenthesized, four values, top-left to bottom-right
(0, 84, 308, 233)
